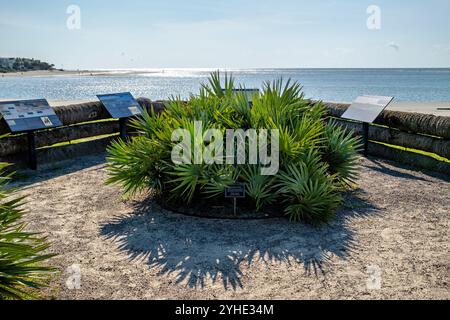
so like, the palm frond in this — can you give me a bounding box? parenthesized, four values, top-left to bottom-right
(241, 165, 276, 211)
(0, 163, 56, 300)
(322, 121, 362, 185)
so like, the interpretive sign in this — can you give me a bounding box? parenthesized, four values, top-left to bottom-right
(341, 95, 394, 156)
(341, 95, 394, 123)
(0, 99, 62, 132)
(97, 92, 143, 119)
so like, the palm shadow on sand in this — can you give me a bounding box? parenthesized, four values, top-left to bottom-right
(100, 190, 378, 290)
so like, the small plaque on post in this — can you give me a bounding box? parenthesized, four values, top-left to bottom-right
(225, 183, 246, 199)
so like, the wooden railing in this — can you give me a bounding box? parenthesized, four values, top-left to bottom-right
(321, 102, 450, 174)
(0, 99, 449, 174)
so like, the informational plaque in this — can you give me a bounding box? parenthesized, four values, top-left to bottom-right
(0, 99, 62, 132)
(97, 92, 143, 119)
(225, 183, 246, 199)
(341, 95, 394, 123)
(232, 89, 260, 95)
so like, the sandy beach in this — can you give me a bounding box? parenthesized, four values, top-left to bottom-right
(0, 69, 148, 78)
(1, 70, 96, 77)
(387, 102, 450, 117)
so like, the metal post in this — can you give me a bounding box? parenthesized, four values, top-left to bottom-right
(233, 198, 237, 216)
(27, 131, 37, 170)
(362, 122, 369, 157)
(119, 118, 127, 140)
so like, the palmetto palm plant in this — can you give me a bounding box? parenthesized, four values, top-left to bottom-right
(107, 71, 361, 224)
(0, 163, 55, 300)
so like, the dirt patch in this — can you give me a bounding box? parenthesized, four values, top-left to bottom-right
(12, 155, 450, 300)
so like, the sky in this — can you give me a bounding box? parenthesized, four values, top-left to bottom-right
(0, 0, 449, 69)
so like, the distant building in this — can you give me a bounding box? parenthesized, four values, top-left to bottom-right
(0, 57, 54, 72)
(0, 58, 16, 69)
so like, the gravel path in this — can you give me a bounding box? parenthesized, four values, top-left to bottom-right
(13, 155, 450, 300)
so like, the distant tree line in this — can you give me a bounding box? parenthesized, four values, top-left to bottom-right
(0, 57, 55, 73)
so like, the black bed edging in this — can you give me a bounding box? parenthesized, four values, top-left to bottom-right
(159, 199, 285, 221)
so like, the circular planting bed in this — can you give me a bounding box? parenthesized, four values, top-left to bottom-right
(107, 72, 361, 225)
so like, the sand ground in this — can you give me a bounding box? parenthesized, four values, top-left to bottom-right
(12, 155, 450, 300)
(387, 101, 450, 117)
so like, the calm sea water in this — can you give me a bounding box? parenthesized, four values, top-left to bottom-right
(1, 68, 450, 102)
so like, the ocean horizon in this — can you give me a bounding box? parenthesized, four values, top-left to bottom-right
(1, 68, 450, 102)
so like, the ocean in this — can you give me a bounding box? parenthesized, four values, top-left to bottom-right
(1, 68, 450, 102)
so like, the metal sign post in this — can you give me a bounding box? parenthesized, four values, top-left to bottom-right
(225, 183, 246, 216)
(27, 131, 37, 170)
(119, 118, 127, 140)
(362, 122, 369, 156)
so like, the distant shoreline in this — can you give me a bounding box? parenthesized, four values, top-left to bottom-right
(0, 69, 147, 77)
(2, 68, 450, 78)
(1, 69, 449, 116)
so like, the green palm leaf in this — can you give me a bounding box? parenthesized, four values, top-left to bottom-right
(0, 163, 56, 300)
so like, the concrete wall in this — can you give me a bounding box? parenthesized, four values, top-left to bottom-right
(0, 98, 448, 174)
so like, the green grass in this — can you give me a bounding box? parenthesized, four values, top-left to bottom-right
(372, 140, 450, 164)
(72, 118, 118, 126)
(328, 116, 450, 164)
(37, 133, 119, 150)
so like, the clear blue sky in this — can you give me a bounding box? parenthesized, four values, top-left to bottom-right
(1, 0, 449, 69)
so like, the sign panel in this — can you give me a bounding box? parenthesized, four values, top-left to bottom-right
(225, 183, 246, 199)
(0, 99, 62, 132)
(341, 95, 394, 123)
(232, 89, 260, 95)
(97, 92, 143, 119)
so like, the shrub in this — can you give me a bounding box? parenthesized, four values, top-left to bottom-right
(107, 72, 361, 224)
(0, 163, 55, 300)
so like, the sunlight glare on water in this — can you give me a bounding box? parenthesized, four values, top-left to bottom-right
(1, 68, 449, 102)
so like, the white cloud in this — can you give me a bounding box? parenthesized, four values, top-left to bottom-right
(388, 41, 400, 52)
